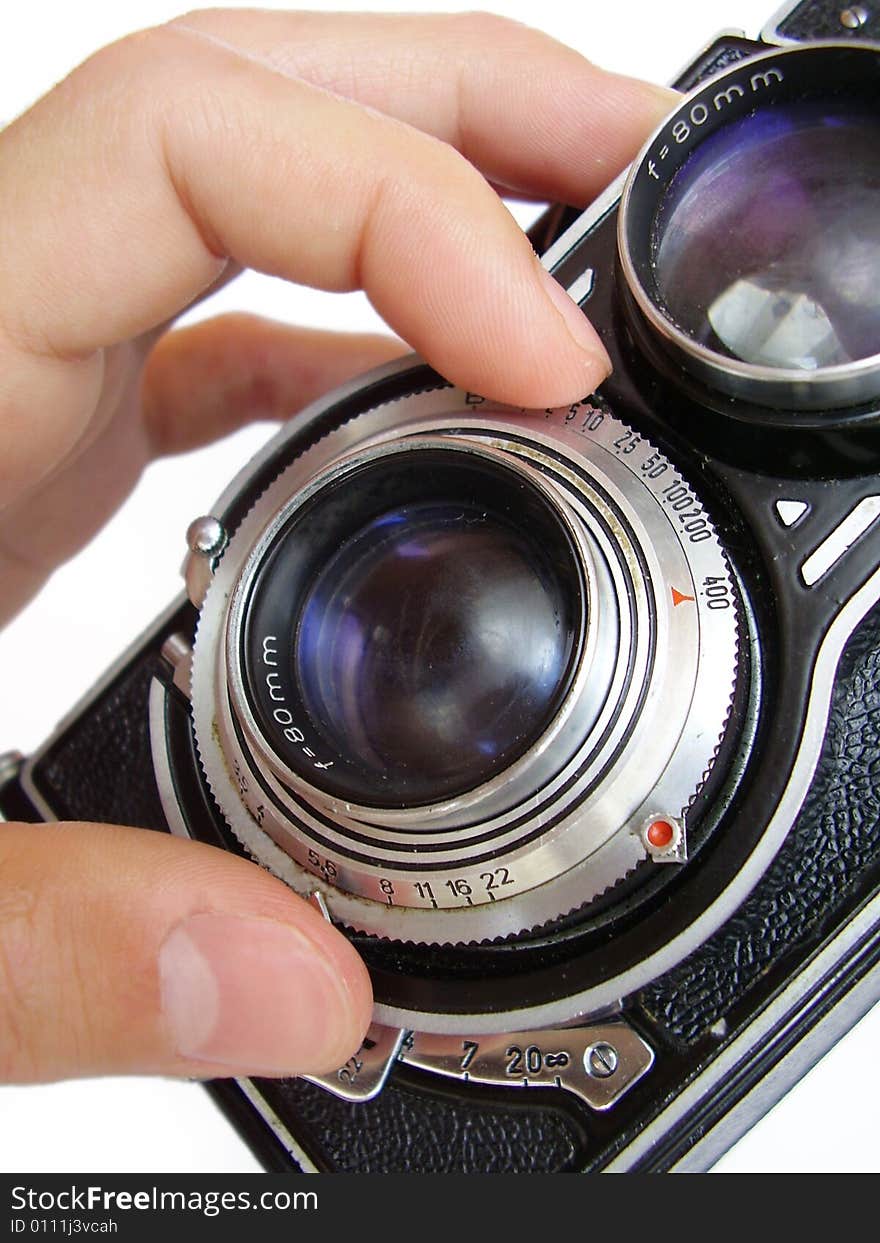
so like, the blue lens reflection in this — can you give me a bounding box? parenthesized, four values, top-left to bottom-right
(294, 502, 575, 800)
(653, 101, 880, 369)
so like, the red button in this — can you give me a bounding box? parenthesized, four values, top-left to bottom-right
(647, 819, 675, 848)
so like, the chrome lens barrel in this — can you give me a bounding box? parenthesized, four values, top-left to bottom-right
(619, 42, 880, 412)
(191, 383, 740, 945)
(233, 441, 594, 815)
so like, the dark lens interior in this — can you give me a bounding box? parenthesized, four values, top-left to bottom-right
(296, 501, 575, 803)
(242, 450, 584, 808)
(653, 100, 880, 371)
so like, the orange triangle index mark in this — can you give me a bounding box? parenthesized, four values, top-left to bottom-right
(672, 587, 696, 607)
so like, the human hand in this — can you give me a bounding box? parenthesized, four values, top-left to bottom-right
(0, 9, 675, 1084)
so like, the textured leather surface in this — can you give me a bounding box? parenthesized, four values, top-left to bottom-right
(640, 602, 880, 1042)
(30, 651, 168, 833)
(674, 44, 759, 92)
(260, 1074, 584, 1174)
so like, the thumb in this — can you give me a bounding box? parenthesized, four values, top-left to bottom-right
(0, 821, 372, 1083)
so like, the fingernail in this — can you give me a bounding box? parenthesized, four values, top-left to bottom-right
(603, 70, 679, 119)
(646, 82, 682, 114)
(539, 266, 611, 372)
(626, 78, 681, 114)
(159, 913, 354, 1074)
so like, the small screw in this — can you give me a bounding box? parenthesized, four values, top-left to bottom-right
(186, 515, 227, 558)
(840, 6, 869, 28)
(585, 1041, 619, 1079)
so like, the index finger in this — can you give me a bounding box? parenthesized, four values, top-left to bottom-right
(0, 12, 673, 501)
(171, 8, 676, 204)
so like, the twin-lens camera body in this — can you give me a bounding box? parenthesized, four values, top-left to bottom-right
(3, 0, 880, 1171)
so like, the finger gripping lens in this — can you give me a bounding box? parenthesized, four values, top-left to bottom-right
(619, 43, 880, 411)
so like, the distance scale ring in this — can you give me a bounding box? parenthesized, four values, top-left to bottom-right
(191, 384, 739, 945)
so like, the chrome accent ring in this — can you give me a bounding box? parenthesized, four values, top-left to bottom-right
(190, 378, 738, 945)
(618, 41, 880, 412)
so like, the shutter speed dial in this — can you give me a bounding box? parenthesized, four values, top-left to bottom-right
(190, 383, 740, 946)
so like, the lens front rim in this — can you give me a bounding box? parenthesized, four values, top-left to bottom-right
(224, 436, 627, 840)
(618, 41, 880, 412)
(237, 445, 590, 811)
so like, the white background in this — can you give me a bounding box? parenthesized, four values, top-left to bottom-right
(1, 0, 878, 1174)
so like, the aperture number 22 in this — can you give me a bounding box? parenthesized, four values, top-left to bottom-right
(409, 867, 515, 906)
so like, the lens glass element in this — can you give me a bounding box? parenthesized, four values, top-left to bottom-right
(295, 500, 576, 803)
(241, 450, 584, 808)
(653, 101, 880, 371)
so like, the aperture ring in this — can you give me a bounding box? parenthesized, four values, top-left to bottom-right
(191, 383, 739, 944)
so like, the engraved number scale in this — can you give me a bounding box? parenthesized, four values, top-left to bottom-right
(304, 1020, 654, 1111)
(190, 381, 739, 946)
(400, 1023, 654, 1111)
(301, 893, 654, 1110)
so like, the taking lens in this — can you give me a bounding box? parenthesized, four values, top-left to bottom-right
(653, 101, 880, 372)
(241, 448, 585, 808)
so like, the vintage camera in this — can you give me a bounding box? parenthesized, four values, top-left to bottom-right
(3, 0, 880, 1172)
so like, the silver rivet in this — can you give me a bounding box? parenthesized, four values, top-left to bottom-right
(585, 1041, 619, 1079)
(186, 515, 227, 558)
(840, 6, 869, 28)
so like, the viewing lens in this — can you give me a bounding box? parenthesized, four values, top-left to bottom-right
(653, 101, 880, 371)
